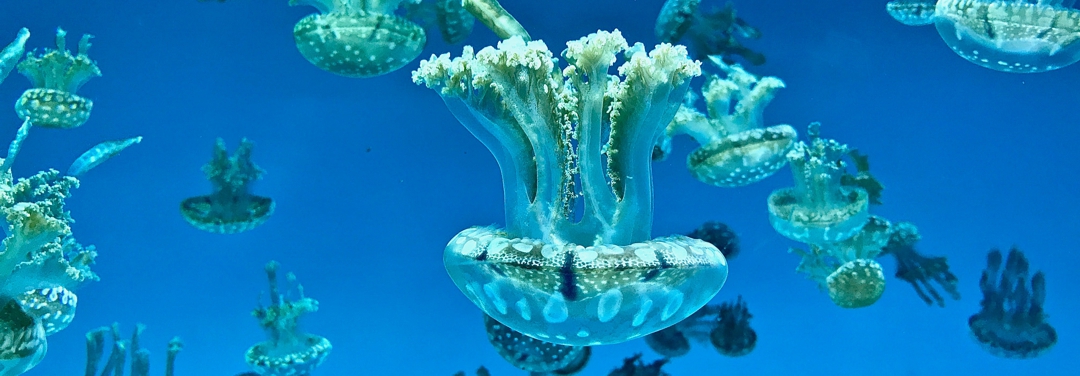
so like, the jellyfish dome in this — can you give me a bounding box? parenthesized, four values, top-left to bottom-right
(934, 0, 1080, 73)
(291, 0, 427, 78)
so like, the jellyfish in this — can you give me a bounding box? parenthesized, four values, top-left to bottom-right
(839, 149, 884, 206)
(881, 222, 960, 307)
(885, 0, 937, 26)
(768, 123, 869, 245)
(892, 0, 1080, 73)
(290, 0, 427, 78)
(790, 216, 891, 308)
(484, 314, 590, 374)
(15, 28, 101, 129)
(0, 28, 29, 85)
(607, 354, 670, 376)
(246, 261, 331, 376)
(83, 323, 183, 376)
(686, 221, 739, 259)
(657, 58, 796, 188)
(969, 247, 1056, 358)
(0, 299, 46, 376)
(67, 136, 143, 177)
(180, 138, 274, 234)
(655, 0, 765, 65)
(414, 31, 729, 345)
(710, 296, 756, 357)
(436, 0, 476, 44)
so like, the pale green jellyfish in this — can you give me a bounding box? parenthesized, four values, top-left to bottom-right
(290, 0, 427, 78)
(15, 28, 101, 129)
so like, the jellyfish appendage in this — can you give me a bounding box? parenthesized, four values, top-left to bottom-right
(934, 0, 1080, 73)
(0, 299, 47, 375)
(14, 88, 93, 129)
(483, 314, 588, 373)
(445, 226, 728, 346)
(687, 124, 796, 187)
(293, 7, 426, 78)
(768, 186, 870, 245)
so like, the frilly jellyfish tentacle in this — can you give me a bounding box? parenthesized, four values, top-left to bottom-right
(0, 28, 29, 85)
(969, 247, 1057, 358)
(882, 222, 960, 306)
(15, 28, 102, 129)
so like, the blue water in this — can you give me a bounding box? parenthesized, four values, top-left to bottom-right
(1, 0, 1077, 375)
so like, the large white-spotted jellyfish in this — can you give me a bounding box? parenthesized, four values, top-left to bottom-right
(180, 138, 274, 234)
(14, 27, 101, 129)
(889, 0, 1080, 73)
(768, 123, 869, 245)
(414, 31, 729, 346)
(290, 0, 427, 78)
(969, 247, 1057, 359)
(83, 323, 184, 376)
(245, 262, 331, 376)
(483, 314, 590, 374)
(655, 58, 796, 188)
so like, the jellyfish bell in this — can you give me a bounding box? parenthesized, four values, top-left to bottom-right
(0, 299, 47, 376)
(934, 0, 1080, 73)
(687, 124, 797, 187)
(180, 194, 274, 234)
(244, 333, 331, 376)
(17, 287, 77, 336)
(483, 314, 588, 373)
(826, 259, 886, 308)
(293, 9, 427, 78)
(643, 325, 691, 358)
(886, 0, 937, 26)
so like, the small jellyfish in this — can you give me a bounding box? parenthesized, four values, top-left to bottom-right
(659, 58, 796, 187)
(933, 0, 1080, 73)
(83, 323, 183, 376)
(180, 138, 274, 234)
(969, 247, 1056, 359)
(655, 0, 765, 65)
(881, 222, 960, 307)
(885, 0, 937, 26)
(67, 136, 142, 177)
(768, 123, 869, 244)
(686, 221, 740, 259)
(15, 27, 102, 129)
(709, 296, 756, 357)
(246, 261, 332, 376)
(0, 299, 47, 376)
(607, 354, 670, 376)
(790, 216, 891, 308)
(290, 0, 427, 78)
(484, 314, 590, 374)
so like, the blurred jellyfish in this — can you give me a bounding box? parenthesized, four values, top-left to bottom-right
(83, 323, 183, 376)
(451, 367, 491, 376)
(607, 354, 670, 376)
(969, 247, 1056, 359)
(791, 216, 892, 308)
(15, 27, 101, 129)
(0, 28, 29, 85)
(644, 297, 756, 358)
(436, 0, 476, 44)
(655, 0, 765, 65)
(484, 314, 591, 374)
(881, 222, 960, 307)
(246, 261, 332, 376)
(768, 123, 869, 245)
(180, 138, 274, 234)
(686, 221, 740, 259)
(657, 58, 796, 187)
(67, 136, 143, 177)
(290, 0, 427, 78)
(839, 150, 884, 206)
(710, 296, 756, 357)
(885, 0, 936, 26)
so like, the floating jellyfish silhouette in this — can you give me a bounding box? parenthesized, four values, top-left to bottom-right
(890, 0, 1080, 72)
(882, 222, 960, 307)
(452, 367, 491, 376)
(415, 31, 728, 345)
(607, 354, 670, 376)
(710, 296, 756, 357)
(791, 216, 892, 308)
(484, 314, 590, 374)
(67, 136, 142, 177)
(15, 27, 101, 129)
(83, 323, 183, 376)
(657, 58, 796, 187)
(180, 138, 274, 234)
(686, 221, 740, 260)
(655, 0, 765, 65)
(644, 296, 756, 358)
(290, 0, 427, 78)
(0, 28, 29, 85)
(246, 261, 331, 376)
(969, 247, 1056, 359)
(768, 122, 869, 245)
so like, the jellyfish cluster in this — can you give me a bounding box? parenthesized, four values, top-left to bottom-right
(644, 296, 756, 358)
(245, 261, 332, 376)
(180, 138, 275, 234)
(655, 0, 765, 65)
(83, 323, 184, 376)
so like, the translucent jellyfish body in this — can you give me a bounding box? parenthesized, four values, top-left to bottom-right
(246, 262, 331, 376)
(768, 123, 868, 244)
(484, 314, 590, 374)
(15, 28, 101, 129)
(180, 138, 274, 234)
(415, 31, 728, 345)
(660, 58, 796, 187)
(933, 0, 1080, 73)
(0, 299, 46, 376)
(969, 248, 1056, 359)
(791, 216, 892, 308)
(291, 0, 427, 78)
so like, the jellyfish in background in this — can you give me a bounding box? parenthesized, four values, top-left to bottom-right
(451, 367, 491, 376)
(686, 221, 739, 259)
(403, 0, 477, 44)
(484, 314, 590, 375)
(83, 323, 184, 376)
(655, 0, 765, 65)
(607, 354, 670, 376)
(881, 222, 960, 307)
(15, 27, 101, 129)
(246, 261, 331, 376)
(644, 296, 756, 358)
(768, 122, 869, 245)
(969, 247, 1057, 359)
(655, 58, 796, 188)
(790, 216, 892, 308)
(290, 0, 427, 78)
(414, 31, 729, 345)
(180, 138, 274, 234)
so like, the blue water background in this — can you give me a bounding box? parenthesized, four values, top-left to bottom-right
(1, 0, 1078, 375)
